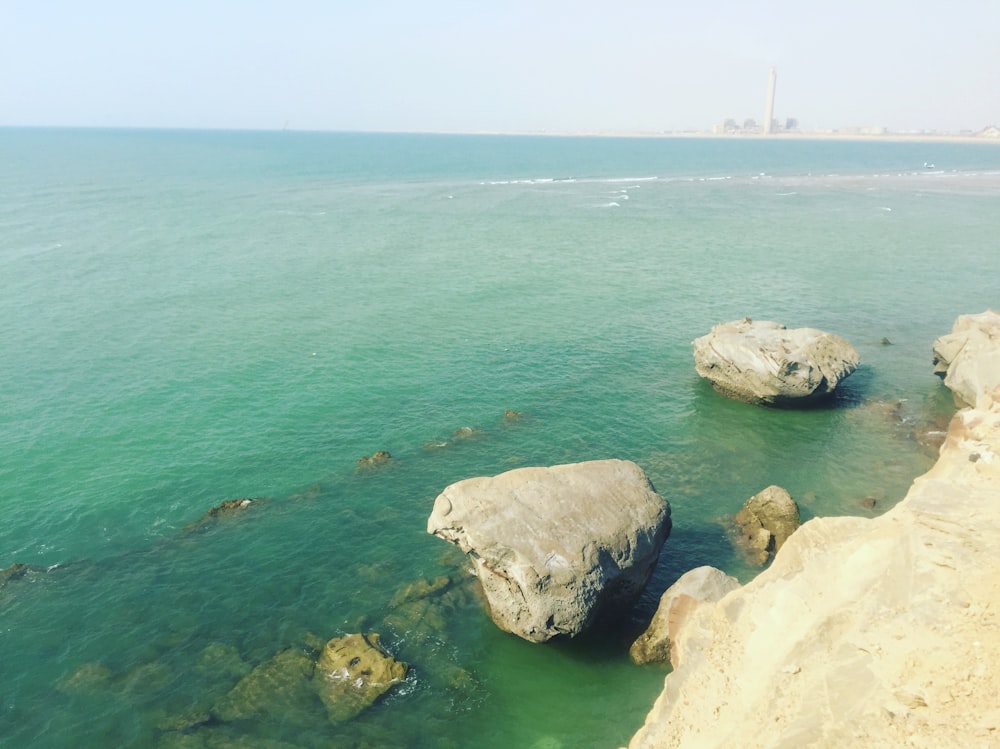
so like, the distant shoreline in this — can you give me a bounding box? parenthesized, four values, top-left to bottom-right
(417, 129, 1000, 146)
(3, 124, 999, 145)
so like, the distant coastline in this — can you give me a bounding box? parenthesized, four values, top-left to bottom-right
(412, 128, 1000, 145)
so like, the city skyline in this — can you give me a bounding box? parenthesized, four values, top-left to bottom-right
(2, 1, 998, 134)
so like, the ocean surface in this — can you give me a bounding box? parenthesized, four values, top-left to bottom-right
(2, 129, 999, 748)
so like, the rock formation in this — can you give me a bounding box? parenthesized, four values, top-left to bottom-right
(932, 308, 1000, 408)
(625, 312, 1000, 749)
(427, 459, 671, 642)
(692, 318, 860, 406)
(731, 485, 801, 565)
(314, 633, 408, 723)
(212, 633, 406, 726)
(629, 566, 740, 666)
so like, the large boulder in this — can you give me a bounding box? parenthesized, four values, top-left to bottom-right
(427, 459, 671, 643)
(692, 319, 860, 406)
(932, 309, 1000, 408)
(629, 566, 741, 666)
(732, 485, 801, 565)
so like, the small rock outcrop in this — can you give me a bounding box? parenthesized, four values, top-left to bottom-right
(357, 451, 393, 468)
(629, 566, 741, 666)
(731, 485, 801, 565)
(692, 319, 860, 406)
(932, 309, 1000, 408)
(213, 633, 406, 726)
(427, 459, 671, 642)
(314, 633, 408, 723)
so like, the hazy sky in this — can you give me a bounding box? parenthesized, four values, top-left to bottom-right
(3, 1, 998, 133)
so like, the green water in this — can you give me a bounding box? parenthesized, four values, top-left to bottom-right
(1, 129, 998, 748)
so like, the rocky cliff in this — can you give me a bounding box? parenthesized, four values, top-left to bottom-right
(626, 311, 1000, 749)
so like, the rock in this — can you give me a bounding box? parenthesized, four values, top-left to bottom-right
(314, 633, 408, 723)
(629, 566, 741, 666)
(357, 451, 393, 468)
(932, 309, 1000, 408)
(692, 318, 860, 406)
(0, 562, 28, 588)
(731, 485, 801, 565)
(184, 498, 262, 532)
(213, 648, 316, 723)
(427, 459, 671, 642)
(624, 315, 1000, 749)
(56, 662, 114, 694)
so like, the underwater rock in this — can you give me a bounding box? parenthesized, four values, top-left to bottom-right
(357, 451, 393, 468)
(693, 318, 860, 406)
(56, 662, 114, 694)
(630, 566, 741, 666)
(213, 648, 317, 723)
(183, 498, 262, 533)
(428, 459, 671, 642)
(0, 562, 28, 588)
(731, 485, 801, 565)
(314, 633, 408, 723)
(195, 642, 252, 683)
(212, 633, 407, 727)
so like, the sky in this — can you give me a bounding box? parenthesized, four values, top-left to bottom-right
(2, 0, 998, 133)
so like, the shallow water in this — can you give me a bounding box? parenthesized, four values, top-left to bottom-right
(1, 130, 998, 748)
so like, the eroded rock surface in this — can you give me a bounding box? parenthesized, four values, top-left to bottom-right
(629, 566, 740, 666)
(693, 319, 860, 406)
(625, 315, 1000, 749)
(427, 459, 671, 642)
(932, 308, 1000, 408)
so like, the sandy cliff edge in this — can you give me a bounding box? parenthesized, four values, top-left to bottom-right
(625, 340, 1000, 748)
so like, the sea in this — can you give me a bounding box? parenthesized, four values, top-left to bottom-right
(2, 128, 999, 749)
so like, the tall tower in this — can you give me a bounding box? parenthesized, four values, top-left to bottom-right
(764, 67, 777, 134)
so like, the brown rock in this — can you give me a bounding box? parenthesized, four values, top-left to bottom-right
(732, 485, 801, 565)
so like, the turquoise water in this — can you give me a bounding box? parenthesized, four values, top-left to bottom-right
(2, 129, 999, 748)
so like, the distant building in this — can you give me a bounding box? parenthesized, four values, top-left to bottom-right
(763, 68, 777, 135)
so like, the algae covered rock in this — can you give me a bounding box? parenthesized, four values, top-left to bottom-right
(314, 633, 408, 723)
(212, 633, 407, 727)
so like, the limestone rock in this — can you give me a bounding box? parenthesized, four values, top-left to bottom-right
(427, 459, 671, 642)
(932, 308, 1000, 408)
(629, 566, 740, 666)
(624, 317, 1000, 749)
(692, 319, 860, 406)
(314, 633, 408, 723)
(732, 485, 801, 565)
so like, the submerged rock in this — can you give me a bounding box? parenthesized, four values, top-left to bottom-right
(630, 566, 741, 666)
(56, 662, 114, 694)
(357, 451, 393, 468)
(0, 562, 28, 588)
(692, 318, 860, 406)
(314, 633, 408, 723)
(731, 485, 801, 565)
(427, 459, 671, 642)
(213, 648, 316, 723)
(211, 633, 406, 727)
(184, 498, 262, 532)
